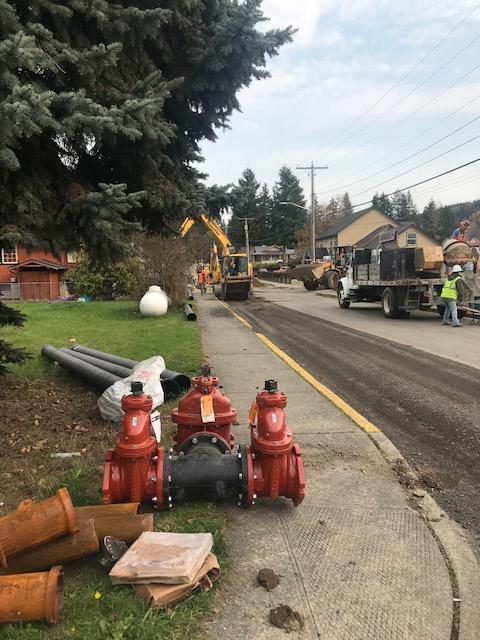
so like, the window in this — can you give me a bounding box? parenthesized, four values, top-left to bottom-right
(66, 250, 78, 264)
(1, 247, 17, 264)
(406, 232, 417, 246)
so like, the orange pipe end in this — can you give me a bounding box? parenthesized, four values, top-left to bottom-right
(0, 566, 64, 624)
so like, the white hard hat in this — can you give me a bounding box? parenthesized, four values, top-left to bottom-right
(451, 264, 463, 273)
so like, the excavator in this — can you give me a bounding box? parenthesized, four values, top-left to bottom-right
(179, 213, 253, 301)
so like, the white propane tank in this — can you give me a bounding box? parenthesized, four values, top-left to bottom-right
(139, 286, 169, 317)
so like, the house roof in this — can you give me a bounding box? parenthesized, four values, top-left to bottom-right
(356, 224, 396, 249)
(10, 258, 67, 271)
(316, 207, 384, 240)
(252, 245, 283, 253)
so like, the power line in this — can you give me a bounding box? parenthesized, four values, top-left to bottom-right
(299, 2, 480, 164)
(325, 60, 480, 170)
(411, 168, 480, 197)
(351, 157, 480, 209)
(318, 115, 480, 194)
(351, 132, 480, 198)
(319, 94, 480, 194)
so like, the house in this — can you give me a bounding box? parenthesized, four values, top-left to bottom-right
(355, 223, 438, 250)
(244, 245, 296, 263)
(0, 247, 78, 300)
(316, 208, 394, 254)
(316, 208, 438, 255)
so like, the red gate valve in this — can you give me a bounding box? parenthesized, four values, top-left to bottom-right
(245, 380, 305, 507)
(171, 365, 236, 453)
(103, 381, 166, 506)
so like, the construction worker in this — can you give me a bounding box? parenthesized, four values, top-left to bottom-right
(451, 220, 470, 242)
(197, 266, 206, 295)
(440, 264, 468, 327)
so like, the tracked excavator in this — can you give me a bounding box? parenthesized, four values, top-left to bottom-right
(179, 214, 253, 301)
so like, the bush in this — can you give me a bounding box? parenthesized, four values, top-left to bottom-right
(134, 234, 193, 308)
(69, 257, 138, 300)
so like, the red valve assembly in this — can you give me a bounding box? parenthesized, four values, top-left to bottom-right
(102, 368, 305, 509)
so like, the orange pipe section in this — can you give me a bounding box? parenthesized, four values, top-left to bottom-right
(4, 519, 99, 573)
(0, 566, 64, 624)
(75, 502, 140, 520)
(0, 488, 79, 568)
(92, 513, 154, 544)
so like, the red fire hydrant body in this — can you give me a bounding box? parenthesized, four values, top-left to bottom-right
(171, 371, 236, 452)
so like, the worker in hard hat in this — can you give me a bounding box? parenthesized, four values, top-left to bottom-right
(451, 220, 470, 242)
(440, 264, 468, 327)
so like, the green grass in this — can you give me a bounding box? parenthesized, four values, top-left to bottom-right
(0, 301, 229, 639)
(3, 300, 202, 378)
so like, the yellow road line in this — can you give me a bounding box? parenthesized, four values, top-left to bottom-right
(217, 299, 252, 329)
(255, 333, 379, 433)
(217, 298, 380, 434)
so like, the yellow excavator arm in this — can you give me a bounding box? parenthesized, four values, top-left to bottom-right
(179, 213, 232, 256)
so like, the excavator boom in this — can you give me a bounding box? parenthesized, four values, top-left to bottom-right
(179, 213, 252, 301)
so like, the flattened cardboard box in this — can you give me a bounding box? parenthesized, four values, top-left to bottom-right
(109, 531, 213, 585)
(135, 553, 220, 608)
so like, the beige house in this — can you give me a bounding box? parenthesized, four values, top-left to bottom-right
(316, 208, 394, 253)
(356, 223, 437, 249)
(316, 208, 437, 252)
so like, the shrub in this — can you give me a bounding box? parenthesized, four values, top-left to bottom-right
(69, 257, 138, 300)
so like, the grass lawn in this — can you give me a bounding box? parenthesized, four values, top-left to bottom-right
(0, 300, 228, 640)
(2, 300, 202, 378)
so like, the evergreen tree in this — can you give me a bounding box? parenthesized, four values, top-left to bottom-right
(325, 196, 342, 223)
(341, 192, 353, 216)
(391, 190, 418, 223)
(437, 206, 456, 240)
(0, 0, 293, 257)
(229, 168, 260, 249)
(204, 184, 233, 221)
(372, 192, 393, 216)
(420, 199, 438, 237)
(251, 184, 272, 244)
(0, 301, 29, 375)
(270, 166, 307, 245)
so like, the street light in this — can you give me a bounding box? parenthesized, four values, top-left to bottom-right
(279, 201, 308, 211)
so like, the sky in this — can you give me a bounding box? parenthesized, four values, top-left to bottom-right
(200, 0, 480, 213)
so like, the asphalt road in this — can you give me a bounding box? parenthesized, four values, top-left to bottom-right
(230, 295, 480, 551)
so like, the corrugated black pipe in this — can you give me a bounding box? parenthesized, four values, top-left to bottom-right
(42, 345, 121, 391)
(184, 304, 197, 321)
(71, 345, 191, 392)
(64, 349, 181, 401)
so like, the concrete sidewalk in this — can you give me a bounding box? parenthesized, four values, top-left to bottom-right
(197, 293, 480, 640)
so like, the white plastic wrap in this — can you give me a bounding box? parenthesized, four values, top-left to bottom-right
(98, 356, 166, 422)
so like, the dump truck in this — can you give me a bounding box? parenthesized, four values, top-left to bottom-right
(337, 239, 479, 319)
(179, 214, 253, 301)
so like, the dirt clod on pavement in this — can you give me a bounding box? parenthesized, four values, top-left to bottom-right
(257, 568, 280, 591)
(269, 605, 304, 632)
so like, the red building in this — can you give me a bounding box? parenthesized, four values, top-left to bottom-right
(0, 247, 78, 301)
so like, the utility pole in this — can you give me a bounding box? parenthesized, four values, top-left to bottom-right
(296, 161, 328, 262)
(240, 217, 254, 263)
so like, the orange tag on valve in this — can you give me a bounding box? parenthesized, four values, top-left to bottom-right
(248, 401, 257, 425)
(201, 395, 215, 423)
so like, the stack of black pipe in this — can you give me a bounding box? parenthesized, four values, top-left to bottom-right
(41, 345, 190, 400)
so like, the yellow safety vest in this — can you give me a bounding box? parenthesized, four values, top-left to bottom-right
(441, 276, 460, 300)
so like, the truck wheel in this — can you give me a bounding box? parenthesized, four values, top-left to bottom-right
(337, 284, 350, 309)
(304, 280, 318, 291)
(324, 270, 339, 290)
(382, 288, 400, 318)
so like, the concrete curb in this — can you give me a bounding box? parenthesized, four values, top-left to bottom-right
(219, 296, 480, 640)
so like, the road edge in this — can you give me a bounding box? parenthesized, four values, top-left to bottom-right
(218, 297, 480, 640)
